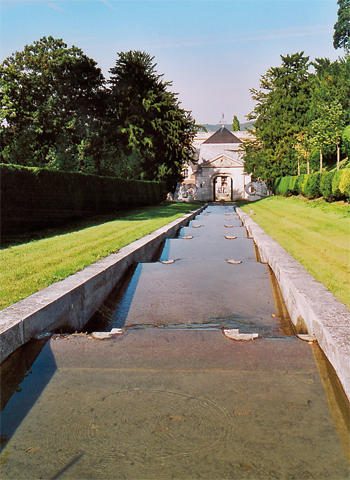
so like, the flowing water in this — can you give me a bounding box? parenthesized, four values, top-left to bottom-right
(1, 205, 349, 479)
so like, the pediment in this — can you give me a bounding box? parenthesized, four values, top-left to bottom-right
(201, 154, 243, 168)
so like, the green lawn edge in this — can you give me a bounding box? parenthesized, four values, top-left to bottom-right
(1, 203, 198, 310)
(240, 196, 350, 310)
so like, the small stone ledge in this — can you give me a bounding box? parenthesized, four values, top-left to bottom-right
(0, 205, 206, 363)
(236, 207, 350, 401)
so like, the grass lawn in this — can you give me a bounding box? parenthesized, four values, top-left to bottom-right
(0, 203, 198, 310)
(240, 196, 350, 309)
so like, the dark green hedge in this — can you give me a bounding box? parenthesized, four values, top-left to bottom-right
(1, 164, 167, 236)
(274, 169, 350, 201)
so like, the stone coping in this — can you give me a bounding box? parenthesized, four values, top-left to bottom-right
(236, 207, 350, 401)
(0, 205, 206, 363)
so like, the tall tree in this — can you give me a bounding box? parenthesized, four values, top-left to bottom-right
(333, 0, 350, 50)
(312, 56, 350, 125)
(310, 101, 344, 171)
(107, 51, 196, 189)
(292, 131, 312, 174)
(342, 125, 350, 157)
(232, 115, 240, 131)
(0, 36, 105, 171)
(310, 56, 350, 169)
(243, 52, 311, 181)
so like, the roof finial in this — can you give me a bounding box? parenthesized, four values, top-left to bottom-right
(220, 113, 226, 128)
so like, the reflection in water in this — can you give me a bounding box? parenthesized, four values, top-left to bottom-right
(51, 452, 85, 479)
(0, 339, 56, 452)
(312, 343, 350, 463)
(84, 264, 138, 332)
(0, 338, 47, 412)
(0, 332, 349, 479)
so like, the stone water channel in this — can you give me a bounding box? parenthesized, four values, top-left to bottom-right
(1, 205, 349, 479)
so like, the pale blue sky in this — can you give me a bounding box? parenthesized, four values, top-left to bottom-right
(0, 0, 342, 124)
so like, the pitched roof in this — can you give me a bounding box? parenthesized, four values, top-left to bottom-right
(202, 125, 242, 144)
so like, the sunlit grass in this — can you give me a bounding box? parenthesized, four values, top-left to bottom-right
(1, 203, 197, 310)
(240, 197, 350, 309)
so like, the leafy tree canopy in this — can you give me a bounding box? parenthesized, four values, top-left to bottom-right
(1, 37, 105, 170)
(1, 41, 196, 188)
(243, 51, 350, 182)
(243, 52, 311, 181)
(342, 124, 350, 156)
(107, 51, 196, 189)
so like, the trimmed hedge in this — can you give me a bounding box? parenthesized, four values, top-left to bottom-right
(274, 169, 350, 201)
(1, 163, 167, 237)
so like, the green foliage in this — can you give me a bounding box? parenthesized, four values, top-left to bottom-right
(338, 168, 350, 199)
(296, 174, 307, 196)
(232, 115, 240, 131)
(331, 168, 350, 200)
(274, 170, 350, 201)
(320, 171, 336, 200)
(0, 36, 105, 171)
(310, 101, 344, 159)
(303, 172, 321, 199)
(342, 125, 350, 156)
(333, 0, 350, 50)
(273, 176, 298, 196)
(312, 56, 350, 127)
(1, 40, 196, 188)
(1, 163, 166, 238)
(244, 52, 350, 181)
(107, 51, 196, 190)
(332, 170, 343, 199)
(289, 175, 301, 195)
(243, 52, 311, 180)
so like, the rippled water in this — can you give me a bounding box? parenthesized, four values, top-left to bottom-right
(1, 205, 349, 479)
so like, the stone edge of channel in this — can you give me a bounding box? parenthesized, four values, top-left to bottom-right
(0, 205, 207, 363)
(236, 207, 350, 401)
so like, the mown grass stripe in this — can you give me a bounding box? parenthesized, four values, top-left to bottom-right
(241, 196, 350, 309)
(1, 204, 196, 310)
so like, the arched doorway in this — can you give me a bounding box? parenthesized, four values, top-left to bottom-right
(213, 176, 233, 201)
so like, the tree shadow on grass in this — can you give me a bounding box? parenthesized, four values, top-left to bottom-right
(2, 203, 200, 249)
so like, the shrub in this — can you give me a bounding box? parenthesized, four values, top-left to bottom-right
(332, 170, 343, 200)
(1, 163, 167, 237)
(297, 174, 308, 196)
(304, 172, 321, 199)
(320, 171, 336, 201)
(288, 176, 299, 195)
(274, 176, 291, 196)
(274, 176, 299, 196)
(273, 177, 282, 195)
(337, 169, 350, 201)
(274, 170, 350, 201)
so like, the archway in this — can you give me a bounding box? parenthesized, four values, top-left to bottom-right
(213, 176, 233, 201)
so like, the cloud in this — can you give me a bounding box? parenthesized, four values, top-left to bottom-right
(100, 0, 117, 11)
(46, 2, 64, 11)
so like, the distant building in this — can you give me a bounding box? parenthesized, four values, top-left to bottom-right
(177, 126, 251, 202)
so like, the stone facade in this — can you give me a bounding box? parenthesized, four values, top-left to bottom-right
(179, 126, 251, 202)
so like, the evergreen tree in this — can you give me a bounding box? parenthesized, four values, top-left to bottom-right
(333, 0, 350, 50)
(312, 56, 350, 125)
(107, 51, 196, 189)
(232, 115, 240, 131)
(243, 52, 311, 181)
